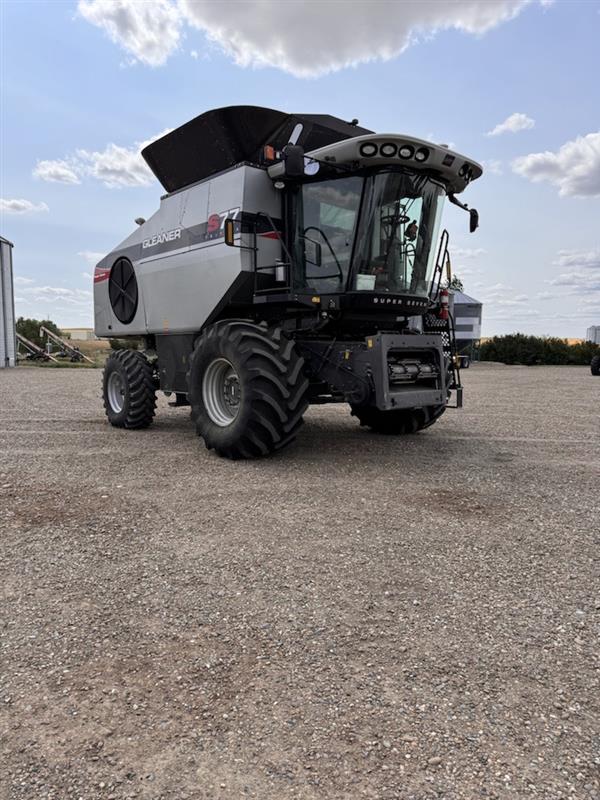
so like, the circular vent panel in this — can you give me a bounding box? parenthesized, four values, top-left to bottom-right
(109, 257, 138, 324)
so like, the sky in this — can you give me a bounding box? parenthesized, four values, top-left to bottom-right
(1, 0, 599, 336)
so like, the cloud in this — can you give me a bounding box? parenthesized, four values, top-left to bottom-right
(75, 137, 157, 187)
(512, 132, 600, 197)
(450, 247, 487, 259)
(78, 0, 541, 77)
(34, 129, 169, 189)
(20, 284, 93, 306)
(487, 112, 535, 136)
(548, 249, 600, 297)
(478, 282, 530, 306)
(78, 0, 182, 66)
(14, 276, 35, 285)
(481, 158, 503, 175)
(78, 251, 106, 265)
(33, 159, 81, 184)
(553, 249, 600, 271)
(1, 198, 49, 214)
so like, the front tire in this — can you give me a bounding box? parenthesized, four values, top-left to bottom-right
(350, 404, 446, 434)
(103, 349, 157, 429)
(188, 321, 309, 459)
(591, 355, 600, 376)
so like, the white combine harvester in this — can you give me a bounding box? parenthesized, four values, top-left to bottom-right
(94, 106, 482, 458)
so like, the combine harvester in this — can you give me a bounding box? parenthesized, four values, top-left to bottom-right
(94, 106, 482, 458)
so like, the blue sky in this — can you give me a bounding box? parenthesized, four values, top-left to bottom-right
(1, 0, 599, 335)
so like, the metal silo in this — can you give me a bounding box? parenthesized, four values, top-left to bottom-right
(1, 236, 16, 368)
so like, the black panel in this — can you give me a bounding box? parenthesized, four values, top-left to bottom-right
(142, 106, 373, 192)
(109, 258, 138, 324)
(156, 334, 196, 394)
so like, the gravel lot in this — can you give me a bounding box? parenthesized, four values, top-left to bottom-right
(1, 364, 598, 800)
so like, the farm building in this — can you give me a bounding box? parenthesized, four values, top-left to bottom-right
(62, 327, 97, 341)
(586, 326, 600, 345)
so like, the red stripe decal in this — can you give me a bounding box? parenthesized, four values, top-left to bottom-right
(94, 268, 111, 284)
(258, 231, 280, 239)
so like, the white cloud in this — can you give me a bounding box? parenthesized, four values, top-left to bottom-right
(82, 272, 94, 280)
(35, 129, 169, 189)
(450, 247, 487, 259)
(78, 0, 182, 66)
(548, 249, 600, 298)
(1, 198, 49, 214)
(14, 276, 35, 285)
(20, 284, 93, 306)
(487, 112, 535, 136)
(75, 139, 156, 187)
(553, 249, 600, 271)
(481, 158, 503, 175)
(14, 279, 94, 326)
(478, 282, 530, 306)
(78, 0, 541, 77)
(33, 159, 80, 184)
(512, 132, 600, 197)
(78, 250, 106, 265)
(550, 272, 600, 292)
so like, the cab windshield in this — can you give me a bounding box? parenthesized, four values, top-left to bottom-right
(292, 171, 445, 296)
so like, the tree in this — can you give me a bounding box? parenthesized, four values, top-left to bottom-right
(16, 317, 63, 348)
(479, 334, 600, 366)
(445, 275, 464, 292)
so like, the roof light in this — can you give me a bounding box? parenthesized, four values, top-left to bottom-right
(380, 142, 397, 157)
(359, 142, 378, 157)
(415, 147, 430, 162)
(398, 145, 414, 159)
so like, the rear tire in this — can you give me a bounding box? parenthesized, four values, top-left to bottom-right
(103, 349, 157, 429)
(188, 321, 309, 459)
(350, 403, 446, 434)
(591, 355, 600, 376)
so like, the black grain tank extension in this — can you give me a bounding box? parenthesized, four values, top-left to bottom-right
(141, 105, 373, 193)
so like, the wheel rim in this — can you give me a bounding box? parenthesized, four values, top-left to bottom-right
(202, 358, 241, 427)
(107, 371, 125, 413)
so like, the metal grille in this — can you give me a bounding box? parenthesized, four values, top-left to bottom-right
(423, 313, 452, 358)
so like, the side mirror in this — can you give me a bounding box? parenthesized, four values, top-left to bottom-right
(224, 218, 235, 246)
(305, 238, 322, 267)
(469, 208, 479, 233)
(283, 144, 305, 178)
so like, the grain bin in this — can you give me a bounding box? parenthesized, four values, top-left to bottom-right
(0, 236, 16, 368)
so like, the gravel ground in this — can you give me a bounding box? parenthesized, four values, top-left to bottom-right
(1, 364, 598, 800)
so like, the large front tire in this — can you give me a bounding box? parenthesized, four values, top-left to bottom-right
(350, 403, 446, 434)
(591, 355, 600, 376)
(102, 349, 157, 429)
(188, 321, 309, 459)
